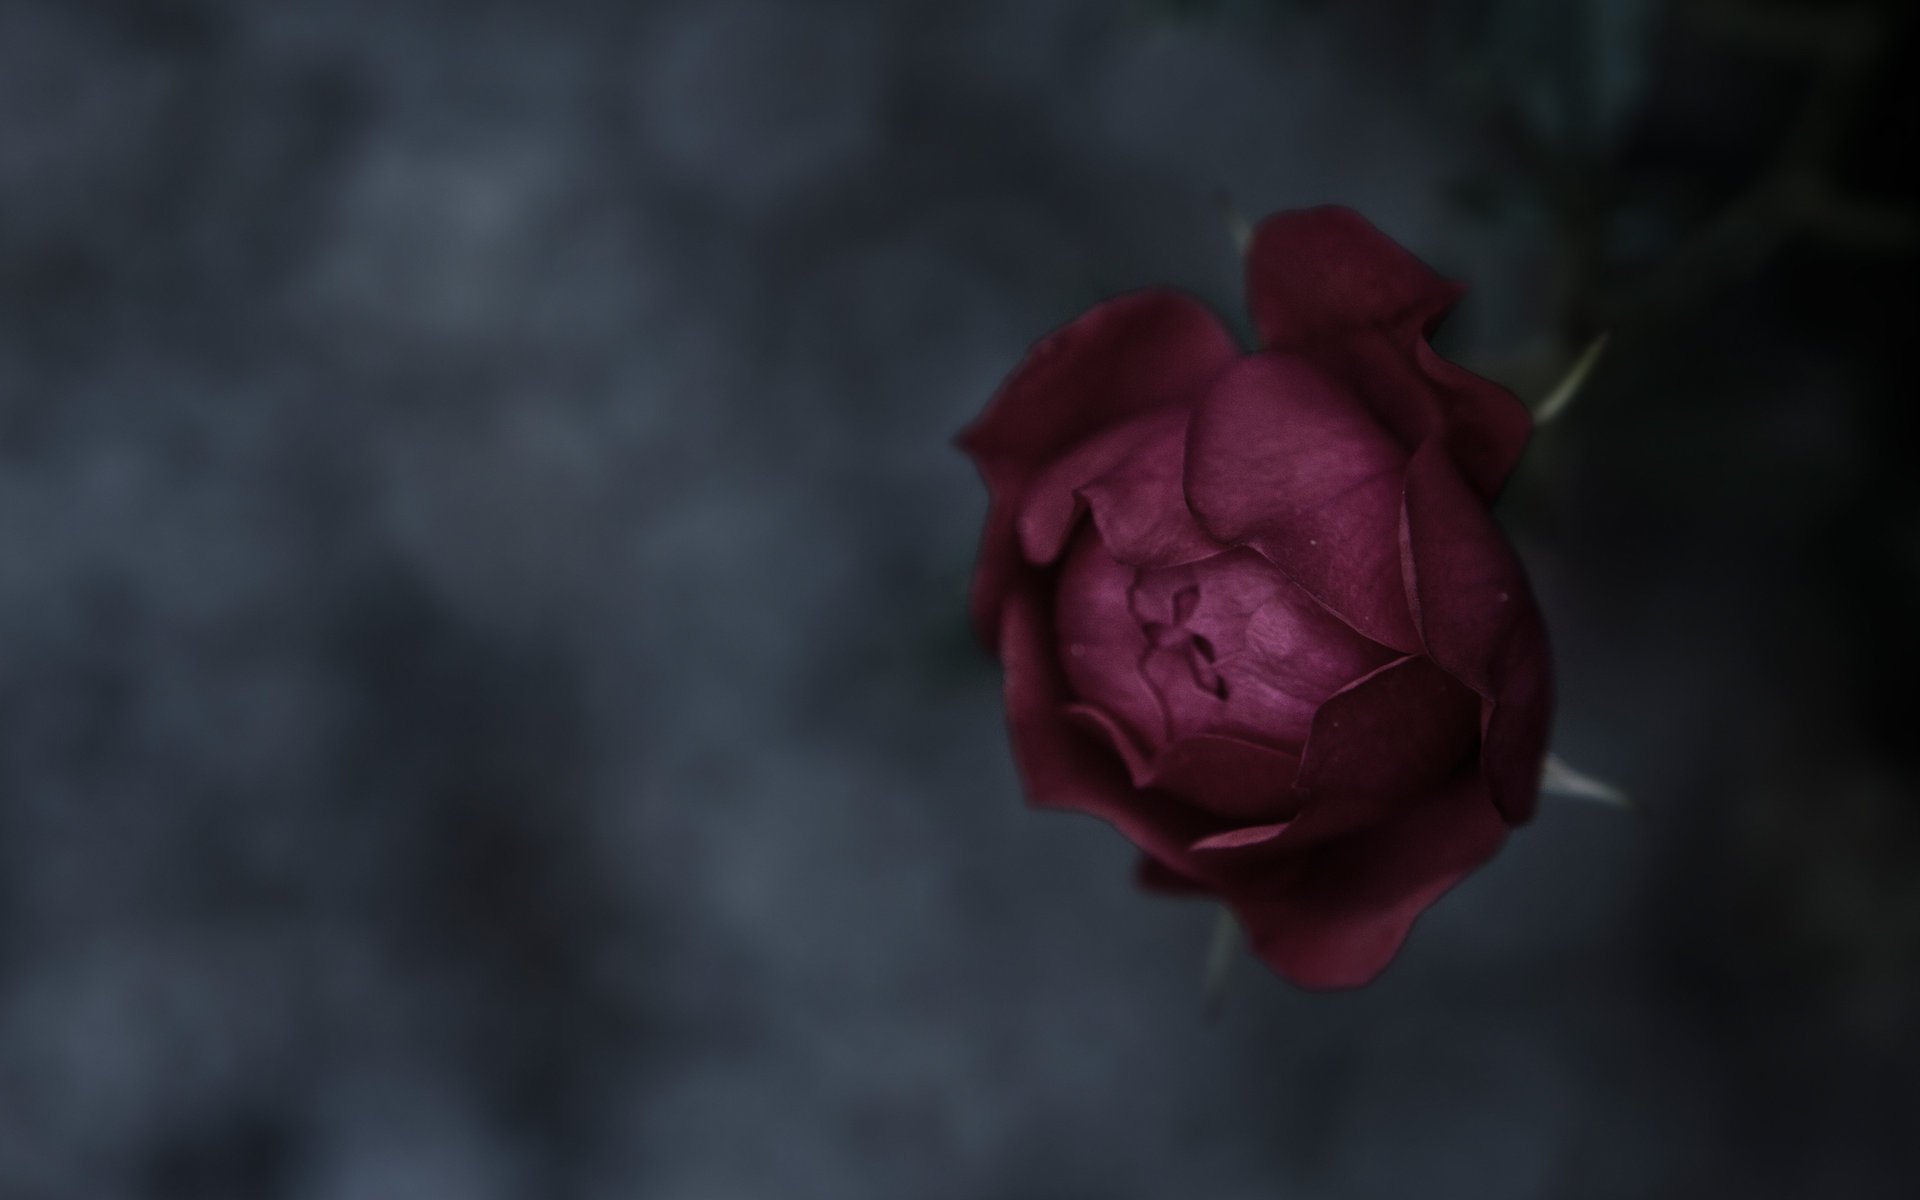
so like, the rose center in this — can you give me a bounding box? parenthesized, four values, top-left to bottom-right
(1054, 532, 1400, 758)
(1136, 584, 1229, 703)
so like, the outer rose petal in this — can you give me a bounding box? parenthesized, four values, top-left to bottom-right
(1400, 442, 1554, 824)
(1480, 596, 1552, 826)
(959, 290, 1240, 646)
(998, 586, 1213, 862)
(1414, 339, 1533, 501)
(1149, 656, 1488, 988)
(1247, 206, 1532, 498)
(1247, 207, 1461, 346)
(1223, 768, 1507, 989)
(1289, 654, 1481, 843)
(1185, 353, 1421, 653)
(1148, 734, 1300, 822)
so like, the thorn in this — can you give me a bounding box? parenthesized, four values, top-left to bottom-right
(1532, 331, 1611, 427)
(1540, 752, 1644, 817)
(1201, 905, 1239, 1020)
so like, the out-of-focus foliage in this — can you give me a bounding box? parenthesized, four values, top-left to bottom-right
(1450, 0, 1656, 154)
(1148, 0, 1657, 151)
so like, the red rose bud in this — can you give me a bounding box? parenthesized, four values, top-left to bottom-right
(958, 206, 1552, 990)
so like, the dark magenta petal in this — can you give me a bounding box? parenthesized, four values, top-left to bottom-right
(1015, 409, 1219, 569)
(1013, 412, 1159, 567)
(1400, 442, 1554, 824)
(1246, 206, 1461, 348)
(959, 289, 1240, 475)
(1478, 591, 1553, 826)
(1177, 654, 1478, 864)
(1076, 416, 1224, 569)
(1185, 353, 1420, 653)
(1069, 703, 1301, 823)
(1156, 659, 1494, 987)
(1053, 535, 1163, 754)
(1223, 769, 1508, 989)
(1414, 339, 1533, 500)
(960, 290, 1240, 646)
(1301, 337, 1533, 501)
(1399, 442, 1530, 697)
(998, 587, 1212, 861)
(1290, 654, 1482, 843)
(1100, 658, 1501, 989)
(1062, 703, 1160, 790)
(1247, 206, 1532, 499)
(1146, 733, 1300, 824)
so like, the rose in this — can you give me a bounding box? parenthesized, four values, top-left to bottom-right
(959, 207, 1552, 989)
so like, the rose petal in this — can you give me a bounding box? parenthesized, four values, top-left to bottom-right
(960, 290, 1240, 646)
(1399, 442, 1530, 697)
(1063, 703, 1159, 789)
(1185, 353, 1420, 653)
(999, 586, 1212, 861)
(1071, 703, 1301, 823)
(1223, 768, 1508, 989)
(1178, 654, 1478, 863)
(1246, 206, 1461, 348)
(1057, 534, 1396, 761)
(1013, 416, 1152, 567)
(1117, 657, 1500, 988)
(1288, 654, 1482, 844)
(1146, 733, 1301, 823)
(1301, 337, 1533, 501)
(1077, 418, 1224, 570)
(1414, 339, 1533, 500)
(1015, 409, 1219, 568)
(1053, 536, 1163, 753)
(1247, 206, 1532, 498)
(1479, 594, 1553, 825)
(1400, 442, 1553, 824)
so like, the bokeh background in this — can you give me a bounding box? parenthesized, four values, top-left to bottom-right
(3, 0, 1916, 1196)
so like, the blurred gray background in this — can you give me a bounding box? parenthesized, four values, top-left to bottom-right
(2, 0, 1916, 1196)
